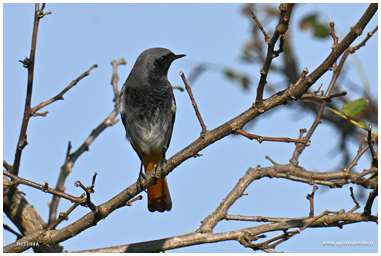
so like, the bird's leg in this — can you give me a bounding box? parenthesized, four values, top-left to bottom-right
(154, 150, 167, 178)
(137, 160, 147, 192)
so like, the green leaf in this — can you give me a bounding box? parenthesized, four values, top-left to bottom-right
(314, 24, 330, 38)
(299, 13, 330, 38)
(223, 69, 251, 90)
(241, 75, 250, 89)
(300, 14, 317, 30)
(224, 69, 236, 79)
(342, 98, 369, 118)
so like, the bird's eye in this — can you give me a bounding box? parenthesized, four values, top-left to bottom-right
(160, 56, 166, 63)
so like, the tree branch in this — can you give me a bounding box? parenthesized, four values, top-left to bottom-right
(180, 71, 207, 137)
(12, 3, 49, 177)
(66, 211, 376, 253)
(30, 64, 98, 116)
(110, 58, 126, 107)
(48, 59, 124, 225)
(3, 170, 86, 205)
(235, 129, 306, 144)
(255, 3, 294, 108)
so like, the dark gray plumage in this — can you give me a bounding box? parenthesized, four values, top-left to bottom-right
(119, 47, 185, 212)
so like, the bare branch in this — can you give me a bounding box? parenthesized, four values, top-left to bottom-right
(3, 174, 63, 252)
(126, 195, 143, 207)
(49, 107, 119, 225)
(345, 142, 369, 174)
(47, 199, 82, 231)
(306, 185, 318, 217)
(3, 224, 23, 240)
(329, 21, 339, 48)
(74, 178, 98, 213)
(180, 71, 207, 137)
(3, 170, 86, 205)
(294, 67, 309, 87)
(366, 125, 378, 167)
(65, 211, 375, 253)
(300, 90, 347, 103)
(198, 165, 260, 233)
(236, 129, 306, 144)
(254, 3, 294, 109)
(348, 25, 378, 53)
(248, 9, 271, 43)
(363, 186, 378, 216)
(110, 58, 127, 107)
(348, 187, 360, 213)
(30, 64, 98, 116)
(12, 3, 49, 178)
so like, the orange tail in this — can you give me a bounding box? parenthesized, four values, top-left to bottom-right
(143, 152, 172, 212)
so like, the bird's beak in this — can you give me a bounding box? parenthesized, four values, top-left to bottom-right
(173, 54, 186, 60)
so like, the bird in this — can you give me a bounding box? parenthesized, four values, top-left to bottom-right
(119, 47, 185, 212)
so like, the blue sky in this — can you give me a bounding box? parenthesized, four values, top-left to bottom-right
(3, 3, 378, 253)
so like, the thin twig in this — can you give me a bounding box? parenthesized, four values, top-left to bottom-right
(248, 9, 271, 43)
(253, 210, 329, 251)
(348, 187, 360, 213)
(365, 125, 378, 167)
(348, 25, 378, 53)
(236, 129, 306, 144)
(3, 170, 86, 204)
(48, 141, 72, 225)
(30, 64, 98, 116)
(329, 21, 339, 48)
(3, 160, 13, 173)
(306, 185, 318, 217)
(3, 224, 24, 240)
(74, 177, 98, 213)
(172, 85, 184, 91)
(126, 195, 143, 206)
(300, 90, 347, 103)
(47, 199, 82, 230)
(179, 71, 207, 137)
(299, 209, 330, 232)
(362, 186, 378, 216)
(345, 143, 369, 174)
(254, 3, 294, 109)
(224, 214, 309, 222)
(294, 67, 309, 87)
(110, 58, 126, 107)
(198, 165, 261, 233)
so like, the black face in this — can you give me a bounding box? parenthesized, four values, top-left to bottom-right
(154, 52, 186, 74)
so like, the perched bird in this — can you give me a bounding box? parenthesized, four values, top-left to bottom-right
(119, 47, 185, 212)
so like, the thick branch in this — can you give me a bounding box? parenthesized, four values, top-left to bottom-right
(67, 212, 375, 253)
(3, 175, 63, 253)
(198, 166, 260, 233)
